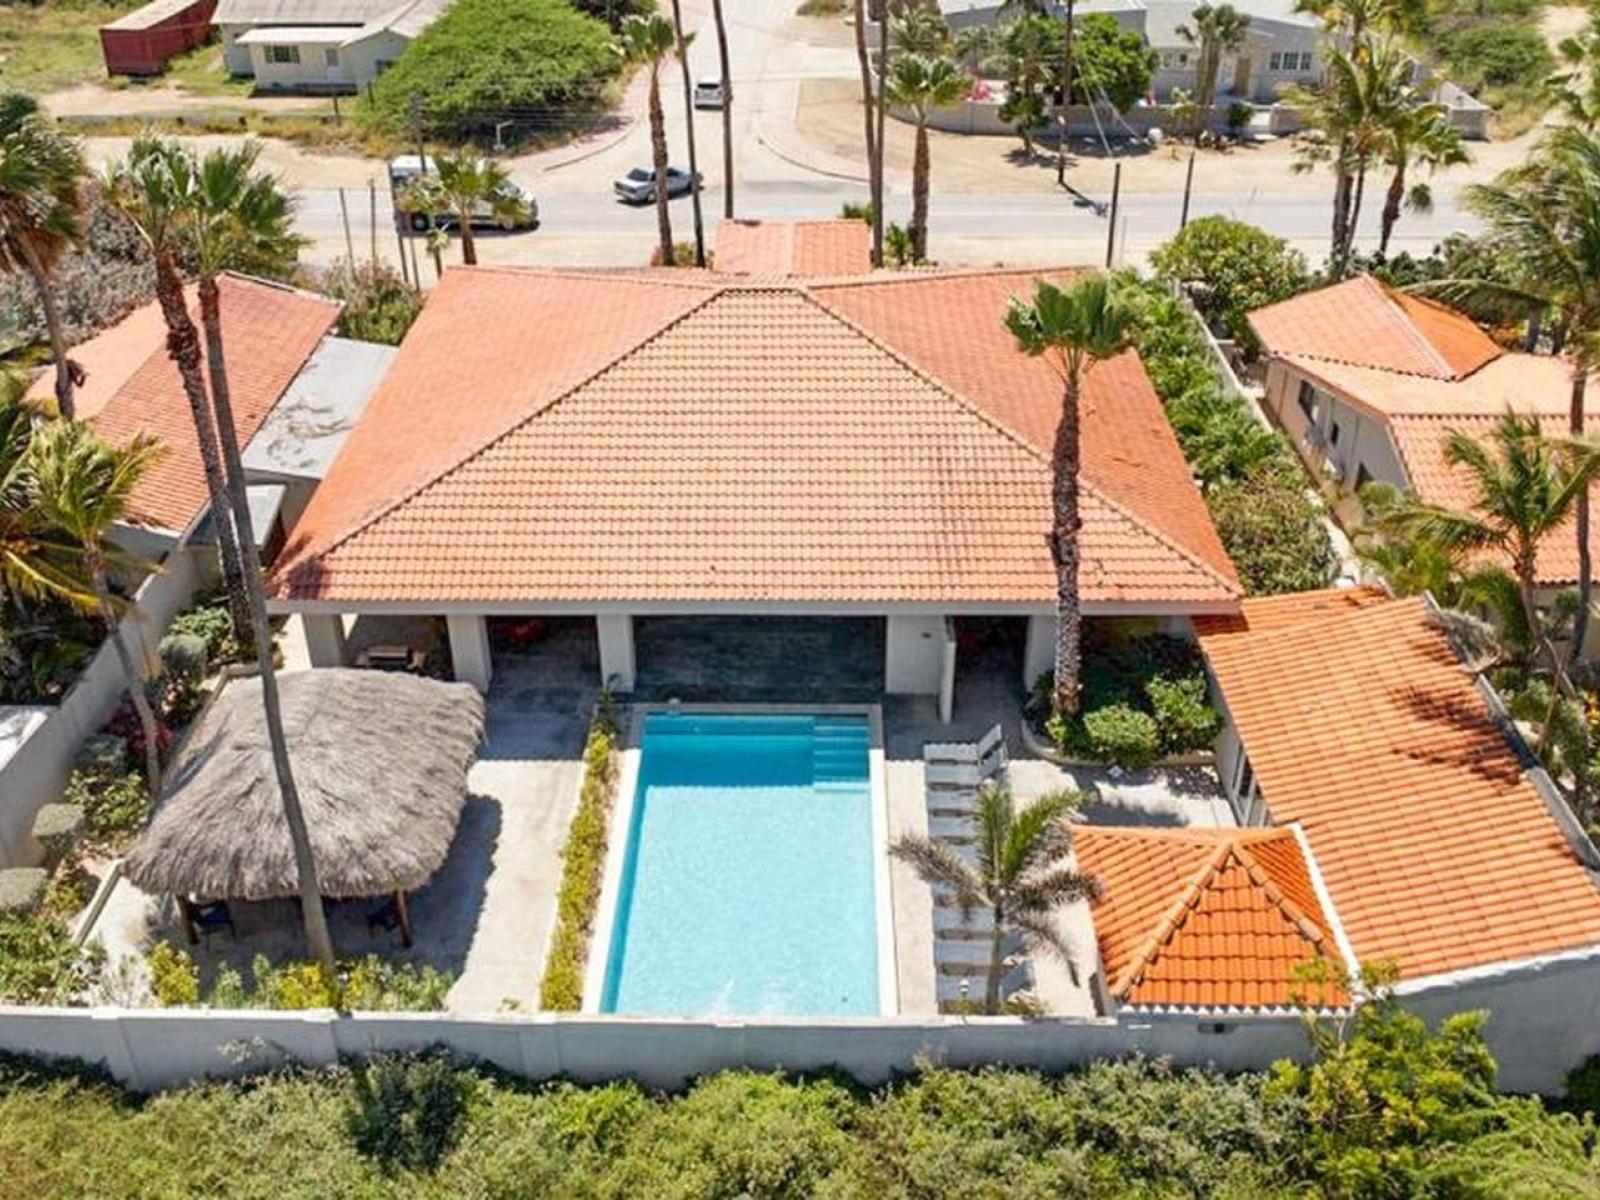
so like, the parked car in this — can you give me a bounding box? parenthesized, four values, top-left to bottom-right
(613, 166, 700, 204)
(388, 155, 539, 233)
(693, 76, 726, 109)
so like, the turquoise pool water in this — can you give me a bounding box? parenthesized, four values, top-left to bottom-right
(600, 713, 880, 1016)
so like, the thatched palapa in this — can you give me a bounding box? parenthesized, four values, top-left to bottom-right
(125, 669, 486, 901)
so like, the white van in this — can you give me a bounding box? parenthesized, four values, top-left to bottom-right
(693, 77, 726, 109)
(388, 155, 539, 232)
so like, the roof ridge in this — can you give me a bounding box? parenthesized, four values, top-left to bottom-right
(438, 264, 720, 290)
(298, 283, 730, 569)
(1112, 839, 1238, 997)
(1371, 276, 1456, 379)
(1231, 838, 1331, 948)
(809, 264, 1092, 291)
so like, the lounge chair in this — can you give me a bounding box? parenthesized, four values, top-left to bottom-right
(924, 723, 1004, 766)
(924, 727, 1008, 788)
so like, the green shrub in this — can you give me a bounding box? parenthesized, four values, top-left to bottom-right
(1207, 465, 1339, 595)
(1145, 674, 1220, 753)
(61, 769, 150, 843)
(1442, 22, 1553, 92)
(345, 1053, 472, 1173)
(362, 0, 619, 141)
(1565, 1054, 1600, 1115)
(166, 599, 236, 664)
(146, 941, 200, 1007)
(1082, 703, 1161, 768)
(321, 259, 424, 346)
(540, 702, 620, 1010)
(1147, 216, 1310, 355)
(0, 912, 102, 1005)
(157, 631, 208, 722)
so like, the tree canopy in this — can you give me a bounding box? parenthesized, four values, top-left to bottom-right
(362, 0, 620, 141)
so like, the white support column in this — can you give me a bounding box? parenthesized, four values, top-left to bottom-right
(301, 613, 348, 669)
(596, 613, 635, 693)
(447, 613, 493, 693)
(884, 614, 946, 696)
(938, 618, 957, 725)
(1023, 612, 1054, 691)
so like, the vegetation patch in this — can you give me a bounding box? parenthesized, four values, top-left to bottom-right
(147, 947, 453, 1011)
(0, 912, 102, 1006)
(1147, 215, 1310, 357)
(317, 260, 425, 346)
(538, 697, 620, 1010)
(0, 1, 135, 95)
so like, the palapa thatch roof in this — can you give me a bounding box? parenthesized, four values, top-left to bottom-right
(125, 668, 486, 901)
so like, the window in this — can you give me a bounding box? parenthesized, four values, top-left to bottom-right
(1161, 51, 1190, 68)
(324, 47, 339, 67)
(1295, 51, 1314, 70)
(265, 44, 299, 65)
(1330, 420, 1342, 447)
(1296, 379, 1317, 421)
(1269, 51, 1282, 70)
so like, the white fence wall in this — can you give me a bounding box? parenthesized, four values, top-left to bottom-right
(0, 1007, 1312, 1093)
(0, 547, 209, 866)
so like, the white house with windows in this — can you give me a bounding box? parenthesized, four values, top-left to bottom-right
(215, 0, 444, 92)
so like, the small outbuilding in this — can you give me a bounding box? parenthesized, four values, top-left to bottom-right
(100, 0, 218, 77)
(125, 668, 485, 944)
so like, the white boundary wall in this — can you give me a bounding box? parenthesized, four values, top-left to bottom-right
(0, 1007, 1312, 1093)
(0, 547, 209, 866)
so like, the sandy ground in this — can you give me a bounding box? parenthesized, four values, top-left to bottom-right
(45, 80, 329, 118)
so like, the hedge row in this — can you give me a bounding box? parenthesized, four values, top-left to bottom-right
(537, 699, 620, 1010)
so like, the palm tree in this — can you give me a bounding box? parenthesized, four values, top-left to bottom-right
(1005, 275, 1135, 715)
(1000, 13, 1058, 157)
(853, 0, 877, 262)
(403, 152, 528, 267)
(894, 4, 951, 55)
(102, 138, 253, 650)
(884, 53, 969, 263)
(711, 0, 734, 219)
(668, 0, 706, 267)
(27, 420, 166, 794)
(1376, 97, 1467, 256)
(891, 783, 1098, 1014)
(176, 141, 336, 977)
(0, 93, 86, 421)
(1369, 412, 1600, 680)
(616, 14, 684, 267)
(1175, 3, 1250, 141)
(1551, 13, 1600, 129)
(0, 390, 94, 613)
(1423, 127, 1600, 659)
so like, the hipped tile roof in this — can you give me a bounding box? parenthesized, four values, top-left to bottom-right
(1075, 825, 1345, 1009)
(32, 275, 339, 535)
(714, 219, 871, 277)
(1197, 589, 1600, 982)
(270, 266, 1240, 607)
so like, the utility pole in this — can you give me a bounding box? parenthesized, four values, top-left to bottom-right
(368, 179, 378, 265)
(338, 187, 354, 263)
(669, 0, 706, 267)
(713, 0, 733, 219)
(1105, 161, 1121, 268)
(1180, 147, 1196, 230)
(872, 0, 888, 268)
(1056, 0, 1076, 187)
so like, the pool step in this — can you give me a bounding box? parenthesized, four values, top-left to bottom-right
(812, 723, 869, 787)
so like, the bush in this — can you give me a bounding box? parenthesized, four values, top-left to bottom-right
(1146, 674, 1220, 753)
(1208, 465, 1339, 595)
(0, 912, 102, 1005)
(146, 941, 200, 1007)
(152, 950, 452, 1011)
(362, 0, 620, 141)
(1148, 216, 1310, 356)
(540, 701, 620, 1010)
(345, 1053, 472, 1173)
(1071, 14, 1158, 111)
(1442, 22, 1553, 93)
(157, 631, 208, 722)
(166, 598, 237, 664)
(62, 769, 150, 843)
(1082, 703, 1161, 768)
(320, 259, 424, 346)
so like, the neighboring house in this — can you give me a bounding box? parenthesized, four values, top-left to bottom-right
(713, 219, 872, 277)
(1249, 275, 1598, 638)
(265, 257, 1243, 715)
(1186, 586, 1600, 1091)
(938, 0, 1323, 104)
(214, 0, 445, 92)
(100, 0, 217, 77)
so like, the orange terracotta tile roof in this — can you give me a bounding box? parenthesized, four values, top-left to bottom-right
(1280, 351, 1577, 420)
(58, 275, 339, 534)
(714, 219, 871, 276)
(1075, 825, 1344, 1010)
(1249, 275, 1501, 381)
(1196, 591, 1600, 982)
(25, 300, 169, 422)
(271, 266, 1240, 607)
(1389, 412, 1600, 588)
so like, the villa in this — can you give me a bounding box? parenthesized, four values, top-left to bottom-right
(213, 0, 447, 93)
(266, 262, 1242, 715)
(1249, 275, 1600, 649)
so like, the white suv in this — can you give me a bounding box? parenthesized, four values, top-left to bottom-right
(693, 77, 726, 109)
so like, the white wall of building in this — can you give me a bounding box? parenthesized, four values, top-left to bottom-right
(596, 613, 636, 693)
(245, 38, 355, 92)
(885, 615, 947, 696)
(339, 28, 407, 92)
(447, 613, 493, 692)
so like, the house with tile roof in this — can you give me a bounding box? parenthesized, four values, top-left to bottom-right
(266, 262, 1241, 713)
(1187, 585, 1600, 1088)
(1249, 275, 1600, 634)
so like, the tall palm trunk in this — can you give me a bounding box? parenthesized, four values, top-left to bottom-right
(197, 276, 336, 977)
(648, 69, 674, 265)
(1378, 160, 1405, 255)
(1572, 370, 1592, 661)
(1052, 373, 1085, 715)
(1346, 162, 1368, 268)
(874, 4, 889, 268)
(91, 561, 161, 796)
(910, 118, 930, 262)
(148, 249, 252, 648)
(985, 901, 1006, 1014)
(713, 0, 733, 219)
(457, 208, 477, 266)
(1056, 0, 1076, 184)
(670, 0, 706, 266)
(18, 244, 75, 421)
(854, 0, 877, 261)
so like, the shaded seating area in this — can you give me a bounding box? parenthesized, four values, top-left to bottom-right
(125, 669, 486, 954)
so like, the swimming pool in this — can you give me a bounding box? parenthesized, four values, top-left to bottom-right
(595, 711, 889, 1017)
